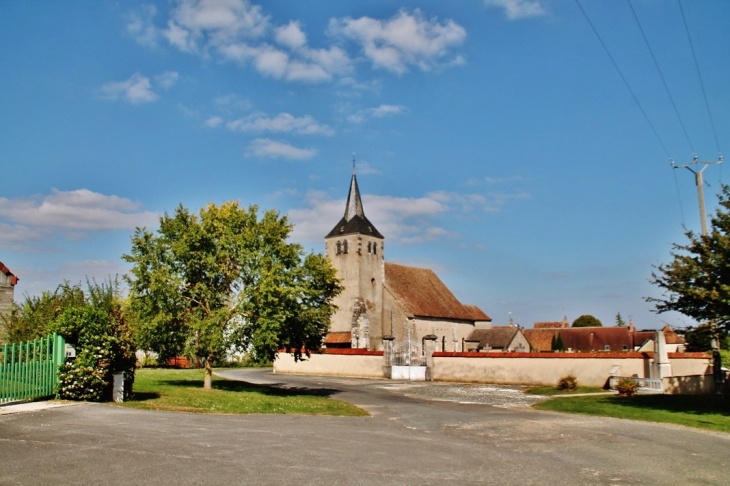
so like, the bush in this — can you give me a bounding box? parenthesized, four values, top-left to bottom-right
(49, 287, 136, 402)
(572, 315, 603, 328)
(616, 377, 639, 397)
(557, 374, 578, 391)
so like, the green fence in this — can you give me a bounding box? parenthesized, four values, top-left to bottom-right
(0, 333, 66, 404)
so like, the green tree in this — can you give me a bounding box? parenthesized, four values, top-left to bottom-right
(1, 282, 85, 344)
(124, 202, 342, 389)
(648, 185, 730, 336)
(551, 333, 565, 351)
(572, 315, 602, 328)
(615, 312, 626, 327)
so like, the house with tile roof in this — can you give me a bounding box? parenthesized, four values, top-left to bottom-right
(465, 326, 529, 352)
(523, 320, 685, 353)
(324, 167, 491, 351)
(0, 262, 18, 336)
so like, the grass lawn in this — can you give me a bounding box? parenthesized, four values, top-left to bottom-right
(534, 394, 730, 433)
(525, 385, 606, 396)
(118, 368, 368, 416)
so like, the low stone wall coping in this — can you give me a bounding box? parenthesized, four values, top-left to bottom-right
(432, 351, 710, 359)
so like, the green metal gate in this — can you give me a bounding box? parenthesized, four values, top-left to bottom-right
(0, 333, 66, 404)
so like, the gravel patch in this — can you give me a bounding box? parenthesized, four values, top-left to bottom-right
(379, 382, 548, 408)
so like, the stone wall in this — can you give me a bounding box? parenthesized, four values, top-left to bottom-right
(431, 352, 711, 387)
(273, 350, 384, 378)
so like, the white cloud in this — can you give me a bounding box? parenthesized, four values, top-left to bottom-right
(275, 20, 306, 50)
(154, 0, 350, 83)
(483, 0, 547, 20)
(346, 104, 407, 124)
(227, 112, 334, 135)
(288, 190, 450, 245)
(246, 138, 317, 160)
(100, 73, 158, 104)
(213, 93, 253, 113)
(205, 116, 224, 127)
(100, 72, 179, 104)
(155, 71, 180, 89)
(370, 104, 406, 118)
(355, 161, 381, 175)
(288, 185, 529, 245)
(164, 0, 270, 53)
(329, 9, 466, 74)
(127, 4, 159, 47)
(0, 189, 159, 232)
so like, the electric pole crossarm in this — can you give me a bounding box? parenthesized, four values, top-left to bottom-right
(671, 154, 724, 237)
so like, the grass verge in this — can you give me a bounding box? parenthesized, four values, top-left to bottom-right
(119, 368, 368, 416)
(534, 394, 730, 433)
(525, 386, 606, 396)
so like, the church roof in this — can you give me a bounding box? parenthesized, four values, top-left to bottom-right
(384, 263, 490, 321)
(326, 170, 383, 239)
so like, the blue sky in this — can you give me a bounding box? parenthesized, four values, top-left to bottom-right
(1, 0, 728, 330)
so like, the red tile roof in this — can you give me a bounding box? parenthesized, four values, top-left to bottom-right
(523, 328, 560, 351)
(384, 263, 490, 321)
(324, 332, 352, 344)
(466, 327, 519, 349)
(0, 261, 18, 286)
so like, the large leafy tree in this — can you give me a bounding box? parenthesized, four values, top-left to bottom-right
(124, 202, 342, 389)
(572, 315, 602, 328)
(649, 185, 730, 336)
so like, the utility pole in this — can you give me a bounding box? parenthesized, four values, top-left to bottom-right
(672, 154, 724, 236)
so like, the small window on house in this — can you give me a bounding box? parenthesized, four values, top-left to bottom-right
(604, 345, 611, 351)
(340, 226, 345, 233)
(336, 241, 342, 254)
(343, 240, 348, 254)
(622, 345, 628, 351)
(371, 277, 375, 286)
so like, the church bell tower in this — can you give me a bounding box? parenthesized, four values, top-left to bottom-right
(325, 163, 384, 349)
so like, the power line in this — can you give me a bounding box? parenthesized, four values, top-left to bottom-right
(678, 0, 722, 156)
(626, 0, 695, 154)
(574, 0, 672, 160)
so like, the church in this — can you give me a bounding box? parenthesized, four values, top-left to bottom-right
(323, 168, 492, 352)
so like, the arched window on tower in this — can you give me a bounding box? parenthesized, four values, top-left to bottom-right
(373, 243, 377, 255)
(336, 241, 342, 254)
(343, 240, 348, 254)
(367, 241, 372, 254)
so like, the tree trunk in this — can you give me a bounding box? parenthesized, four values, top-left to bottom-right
(203, 355, 213, 390)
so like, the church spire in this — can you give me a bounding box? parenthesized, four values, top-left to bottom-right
(344, 155, 365, 222)
(325, 155, 383, 239)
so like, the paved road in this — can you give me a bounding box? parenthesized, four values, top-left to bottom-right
(1, 369, 728, 485)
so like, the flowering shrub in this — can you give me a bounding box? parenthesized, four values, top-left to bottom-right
(616, 377, 639, 397)
(51, 304, 136, 402)
(557, 374, 578, 392)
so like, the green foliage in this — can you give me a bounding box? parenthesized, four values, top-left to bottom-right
(682, 323, 730, 352)
(1, 282, 85, 344)
(649, 185, 730, 335)
(616, 377, 639, 397)
(616, 312, 626, 327)
(551, 333, 565, 351)
(557, 374, 578, 391)
(572, 315, 602, 328)
(123, 202, 342, 387)
(46, 280, 136, 402)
